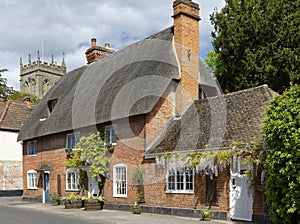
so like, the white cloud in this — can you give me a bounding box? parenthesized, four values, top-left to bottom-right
(0, 0, 225, 90)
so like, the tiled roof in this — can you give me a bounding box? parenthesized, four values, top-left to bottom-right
(145, 85, 277, 155)
(0, 100, 34, 131)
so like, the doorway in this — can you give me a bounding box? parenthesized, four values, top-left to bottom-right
(43, 173, 50, 203)
(230, 157, 253, 221)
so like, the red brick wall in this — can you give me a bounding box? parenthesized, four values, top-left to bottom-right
(145, 83, 176, 147)
(143, 161, 230, 211)
(173, 0, 200, 113)
(22, 128, 95, 200)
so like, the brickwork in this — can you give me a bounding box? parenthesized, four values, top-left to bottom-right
(143, 161, 230, 212)
(85, 39, 114, 64)
(253, 189, 268, 214)
(173, 0, 200, 113)
(145, 83, 176, 147)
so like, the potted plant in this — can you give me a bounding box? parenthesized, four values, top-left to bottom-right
(105, 143, 114, 153)
(132, 165, 144, 214)
(62, 193, 83, 209)
(50, 192, 60, 206)
(133, 192, 143, 214)
(201, 210, 212, 221)
(83, 195, 105, 211)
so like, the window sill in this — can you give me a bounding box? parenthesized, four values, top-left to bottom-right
(27, 154, 37, 157)
(27, 188, 38, 190)
(165, 191, 194, 194)
(65, 189, 80, 192)
(113, 195, 127, 198)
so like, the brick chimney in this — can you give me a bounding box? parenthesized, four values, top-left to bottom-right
(85, 38, 114, 64)
(173, 0, 200, 108)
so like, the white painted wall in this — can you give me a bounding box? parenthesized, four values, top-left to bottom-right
(0, 130, 22, 161)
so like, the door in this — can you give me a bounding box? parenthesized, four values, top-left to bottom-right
(88, 172, 99, 197)
(43, 173, 50, 203)
(230, 158, 253, 221)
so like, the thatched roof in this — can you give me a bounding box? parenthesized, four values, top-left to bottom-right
(18, 26, 219, 141)
(145, 85, 277, 156)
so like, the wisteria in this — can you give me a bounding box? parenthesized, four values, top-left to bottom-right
(156, 150, 230, 179)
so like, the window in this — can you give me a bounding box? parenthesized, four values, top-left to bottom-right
(47, 99, 57, 113)
(105, 126, 117, 145)
(27, 141, 37, 156)
(65, 169, 79, 191)
(198, 85, 204, 99)
(66, 132, 80, 149)
(27, 170, 37, 189)
(166, 168, 194, 193)
(113, 164, 127, 197)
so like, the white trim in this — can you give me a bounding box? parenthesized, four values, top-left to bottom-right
(27, 140, 37, 156)
(27, 170, 38, 189)
(105, 125, 117, 145)
(42, 172, 50, 204)
(113, 163, 127, 198)
(66, 132, 80, 149)
(65, 168, 80, 191)
(166, 168, 194, 194)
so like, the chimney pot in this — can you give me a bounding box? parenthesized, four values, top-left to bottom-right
(91, 38, 97, 47)
(105, 43, 110, 49)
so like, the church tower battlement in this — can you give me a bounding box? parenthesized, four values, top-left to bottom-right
(20, 51, 66, 99)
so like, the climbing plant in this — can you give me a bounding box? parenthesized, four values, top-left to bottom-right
(156, 149, 230, 178)
(231, 141, 268, 190)
(65, 131, 110, 196)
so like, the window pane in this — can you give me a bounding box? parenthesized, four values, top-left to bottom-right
(67, 133, 80, 149)
(115, 166, 127, 196)
(111, 128, 117, 144)
(167, 169, 194, 192)
(105, 128, 110, 144)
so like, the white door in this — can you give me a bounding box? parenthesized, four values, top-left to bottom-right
(88, 172, 99, 197)
(230, 158, 253, 221)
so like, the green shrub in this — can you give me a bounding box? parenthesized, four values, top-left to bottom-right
(263, 85, 300, 223)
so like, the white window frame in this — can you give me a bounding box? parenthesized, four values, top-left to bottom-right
(66, 132, 80, 149)
(113, 163, 127, 198)
(166, 168, 194, 194)
(105, 126, 117, 146)
(27, 140, 37, 156)
(65, 168, 80, 191)
(27, 170, 37, 189)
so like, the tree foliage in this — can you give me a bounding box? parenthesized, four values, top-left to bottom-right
(65, 131, 110, 196)
(9, 91, 40, 104)
(0, 69, 14, 99)
(210, 0, 300, 93)
(263, 85, 300, 223)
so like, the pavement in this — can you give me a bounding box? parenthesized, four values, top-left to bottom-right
(0, 197, 251, 224)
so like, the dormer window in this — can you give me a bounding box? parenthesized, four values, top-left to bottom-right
(48, 99, 58, 113)
(198, 85, 204, 99)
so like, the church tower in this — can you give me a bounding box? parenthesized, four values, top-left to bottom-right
(19, 51, 66, 99)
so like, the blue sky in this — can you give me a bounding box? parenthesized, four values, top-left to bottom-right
(0, 0, 225, 90)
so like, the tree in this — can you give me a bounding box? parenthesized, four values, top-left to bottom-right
(210, 0, 300, 93)
(65, 131, 110, 196)
(0, 69, 14, 99)
(263, 85, 300, 223)
(204, 50, 223, 76)
(9, 91, 40, 104)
